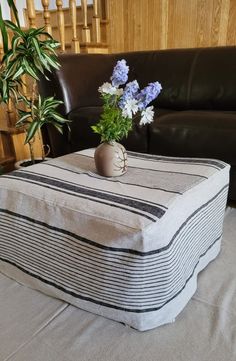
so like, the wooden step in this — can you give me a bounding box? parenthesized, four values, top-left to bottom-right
(80, 42, 109, 53)
(51, 19, 109, 30)
(65, 41, 109, 54)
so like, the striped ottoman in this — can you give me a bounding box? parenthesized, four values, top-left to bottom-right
(0, 149, 230, 331)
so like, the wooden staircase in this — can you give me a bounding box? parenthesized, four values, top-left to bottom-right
(24, 1, 109, 54)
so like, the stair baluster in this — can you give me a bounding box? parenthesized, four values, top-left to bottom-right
(26, 0, 37, 28)
(98, 0, 106, 20)
(92, 0, 101, 43)
(0, 32, 3, 62)
(69, 0, 80, 53)
(56, 0, 66, 52)
(81, 0, 91, 43)
(41, 0, 52, 35)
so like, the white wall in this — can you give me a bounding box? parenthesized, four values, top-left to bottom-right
(1, 0, 93, 26)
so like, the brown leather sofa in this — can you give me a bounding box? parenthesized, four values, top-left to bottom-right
(39, 46, 236, 200)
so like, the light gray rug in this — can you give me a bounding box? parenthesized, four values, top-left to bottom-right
(0, 207, 236, 361)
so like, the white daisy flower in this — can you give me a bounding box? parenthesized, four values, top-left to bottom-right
(140, 106, 154, 125)
(115, 88, 124, 96)
(98, 82, 118, 95)
(122, 98, 139, 119)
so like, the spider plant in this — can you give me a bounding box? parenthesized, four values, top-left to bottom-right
(0, 3, 70, 165)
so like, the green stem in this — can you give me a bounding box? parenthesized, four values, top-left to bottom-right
(29, 79, 37, 163)
(28, 140, 35, 164)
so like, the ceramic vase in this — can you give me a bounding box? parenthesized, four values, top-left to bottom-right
(94, 141, 128, 177)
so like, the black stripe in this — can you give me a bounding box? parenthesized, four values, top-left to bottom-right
(2, 202, 223, 300)
(43, 163, 183, 195)
(0, 195, 224, 276)
(0, 187, 226, 312)
(0, 184, 228, 256)
(0, 191, 225, 296)
(128, 165, 208, 179)
(7, 171, 166, 220)
(0, 206, 222, 290)
(127, 151, 226, 169)
(3, 175, 157, 222)
(0, 202, 223, 299)
(23, 169, 167, 209)
(0, 236, 221, 312)
(0, 211, 222, 299)
(75, 153, 210, 177)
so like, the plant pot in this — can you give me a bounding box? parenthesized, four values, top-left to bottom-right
(94, 142, 128, 177)
(14, 157, 51, 170)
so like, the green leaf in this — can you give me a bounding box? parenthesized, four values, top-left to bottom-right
(5, 20, 23, 36)
(12, 65, 24, 80)
(52, 123, 63, 134)
(25, 121, 40, 144)
(16, 113, 31, 126)
(43, 53, 60, 70)
(0, 7, 8, 52)
(23, 59, 39, 80)
(51, 113, 69, 123)
(7, 0, 20, 27)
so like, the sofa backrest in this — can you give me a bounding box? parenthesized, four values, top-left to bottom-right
(39, 46, 236, 115)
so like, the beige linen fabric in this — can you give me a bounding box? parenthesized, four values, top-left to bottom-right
(0, 207, 235, 360)
(0, 149, 230, 330)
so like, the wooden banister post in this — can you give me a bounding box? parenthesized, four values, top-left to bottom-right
(69, 0, 80, 53)
(92, 0, 101, 43)
(6, 100, 15, 128)
(98, 0, 106, 20)
(26, 0, 37, 28)
(0, 32, 3, 62)
(41, 0, 52, 35)
(56, 0, 66, 53)
(81, 0, 91, 43)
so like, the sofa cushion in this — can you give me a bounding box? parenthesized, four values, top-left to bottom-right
(150, 109, 236, 200)
(150, 110, 236, 162)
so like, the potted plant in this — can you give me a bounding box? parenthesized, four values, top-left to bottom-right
(0, 2, 70, 167)
(92, 59, 162, 177)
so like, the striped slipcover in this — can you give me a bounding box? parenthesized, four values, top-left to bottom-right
(0, 149, 230, 331)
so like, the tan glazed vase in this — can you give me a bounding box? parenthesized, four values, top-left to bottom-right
(94, 141, 128, 177)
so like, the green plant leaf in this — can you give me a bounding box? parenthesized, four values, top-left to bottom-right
(51, 113, 70, 123)
(25, 121, 40, 144)
(0, 6, 8, 53)
(12, 65, 24, 80)
(22, 59, 39, 80)
(7, 0, 20, 27)
(5, 20, 23, 36)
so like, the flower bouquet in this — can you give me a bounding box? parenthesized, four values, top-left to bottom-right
(92, 59, 162, 177)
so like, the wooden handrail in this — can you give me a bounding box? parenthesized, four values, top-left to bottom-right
(56, 0, 65, 53)
(92, 0, 101, 43)
(41, 0, 52, 35)
(81, 0, 91, 43)
(26, 0, 37, 28)
(69, 0, 80, 53)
